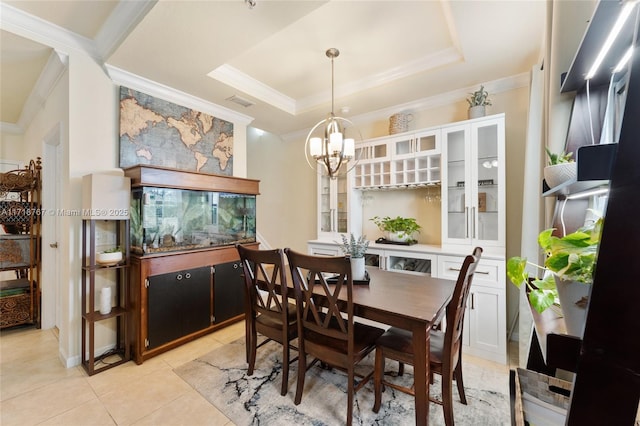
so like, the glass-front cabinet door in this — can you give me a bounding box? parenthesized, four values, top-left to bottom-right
(441, 115, 505, 250)
(317, 164, 360, 240)
(442, 124, 471, 242)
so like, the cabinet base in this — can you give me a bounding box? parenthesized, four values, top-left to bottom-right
(133, 313, 245, 364)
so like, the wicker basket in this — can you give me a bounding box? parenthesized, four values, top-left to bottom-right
(389, 112, 413, 134)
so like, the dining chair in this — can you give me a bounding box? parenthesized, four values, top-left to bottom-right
(373, 247, 482, 426)
(284, 248, 385, 426)
(236, 244, 297, 396)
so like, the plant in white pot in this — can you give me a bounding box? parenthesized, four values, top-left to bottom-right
(507, 216, 602, 337)
(370, 216, 421, 244)
(467, 85, 491, 119)
(96, 246, 124, 266)
(338, 233, 369, 280)
(543, 147, 576, 188)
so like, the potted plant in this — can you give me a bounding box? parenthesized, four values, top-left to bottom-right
(337, 233, 369, 280)
(507, 216, 602, 336)
(96, 246, 124, 266)
(370, 216, 421, 243)
(543, 147, 576, 188)
(467, 85, 491, 119)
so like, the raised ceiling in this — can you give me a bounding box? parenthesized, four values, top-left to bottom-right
(0, 0, 546, 136)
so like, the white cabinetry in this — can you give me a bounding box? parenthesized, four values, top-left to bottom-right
(441, 114, 505, 251)
(354, 129, 441, 189)
(317, 166, 361, 240)
(438, 254, 506, 364)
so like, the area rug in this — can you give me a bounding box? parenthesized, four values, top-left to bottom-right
(174, 339, 509, 425)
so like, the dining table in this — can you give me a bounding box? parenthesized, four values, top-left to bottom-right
(307, 265, 456, 426)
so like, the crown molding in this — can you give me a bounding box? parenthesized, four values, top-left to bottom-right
(0, 122, 24, 135)
(107, 65, 254, 126)
(208, 64, 297, 115)
(296, 47, 463, 114)
(94, 0, 157, 59)
(354, 72, 531, 125)
(281, 72, 530, 142)
(16, 51, 69, 132)
(211, 47, 463, 117)
(0, 3, 97, 58)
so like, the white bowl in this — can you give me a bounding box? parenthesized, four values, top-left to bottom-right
(96, 251, 123, 266)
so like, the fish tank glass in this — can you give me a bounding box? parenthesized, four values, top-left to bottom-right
(130, 187, 256, 255)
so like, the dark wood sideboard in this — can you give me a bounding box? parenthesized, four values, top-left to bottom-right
(123, 165, 260, 363)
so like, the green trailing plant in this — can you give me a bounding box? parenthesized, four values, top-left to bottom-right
(467, 85, 492, 107)
(545, 147, 574, 166)
(338, 233, 369, 258)
(507, 216, 603, 313)
(370, 216, 421, 242)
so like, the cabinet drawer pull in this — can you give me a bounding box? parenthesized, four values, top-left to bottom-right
(176, 274, 183, 280)
(185, 272, 191, 279)
(448, 267, 489, 275)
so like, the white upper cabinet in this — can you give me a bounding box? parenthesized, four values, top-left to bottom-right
(354, 128, 441, 189)
(441, 114, 505, 252)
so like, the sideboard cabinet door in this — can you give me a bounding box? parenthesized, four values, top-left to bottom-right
(147, 266, 212, 349)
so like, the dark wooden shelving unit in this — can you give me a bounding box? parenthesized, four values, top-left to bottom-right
(81, 219, 131, 375)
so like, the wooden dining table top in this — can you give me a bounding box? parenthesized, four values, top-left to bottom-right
(346, 266, 455, 327)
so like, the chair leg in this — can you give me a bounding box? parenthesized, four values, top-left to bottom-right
(347, 366, 354, 426)
(247, 328, 257, 376)
(398, 361, 405, 376)
(373, 347, 384, 413)
(294, 351, 306, 405)
(442, 370, 455, 426)
(454, 360, 467, 405)
(281, 343, 289, 396)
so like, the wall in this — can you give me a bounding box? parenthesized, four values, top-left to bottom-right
(0, 132, 25, 160)
(248, 84, 531, 336)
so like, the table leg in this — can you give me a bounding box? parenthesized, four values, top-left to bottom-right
(413, 325, 430, 426)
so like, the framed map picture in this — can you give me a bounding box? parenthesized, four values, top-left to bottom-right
(119, 87, 233, 175)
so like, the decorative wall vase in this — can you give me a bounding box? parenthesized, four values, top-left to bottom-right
(351, 257, 366, 281)
(555, 276, 589, 338)
(468, 105, 486, 119)
(543, 162, 577, 188)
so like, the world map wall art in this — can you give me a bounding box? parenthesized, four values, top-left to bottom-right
(119, 86, 233, 175)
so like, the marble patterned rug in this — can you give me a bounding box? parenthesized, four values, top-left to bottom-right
(174, 339, 510, 425)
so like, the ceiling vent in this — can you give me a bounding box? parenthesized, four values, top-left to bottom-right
(226, 95, 255, 108)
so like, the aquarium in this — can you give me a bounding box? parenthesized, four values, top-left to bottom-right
(130, 187, 256, 255)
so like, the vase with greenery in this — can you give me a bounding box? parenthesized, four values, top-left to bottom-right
(544, 147, 576, 188)
(507, 217, 602, 335)
(338, 233, 369, 280)
(467, 85, 491, 118)
(370, 216, 421, 243)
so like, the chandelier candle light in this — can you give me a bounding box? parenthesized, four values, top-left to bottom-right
(305, 48, 361, 179)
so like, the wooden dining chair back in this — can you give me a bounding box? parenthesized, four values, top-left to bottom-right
(284, 248, 384, 426)
(373, 247, 482, 426)
(236, 244, 297, 396)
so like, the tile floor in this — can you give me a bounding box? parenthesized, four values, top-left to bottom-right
(0, 323, 517, 425)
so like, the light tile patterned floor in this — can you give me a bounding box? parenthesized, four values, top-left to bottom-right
(0, 323, 516, 425)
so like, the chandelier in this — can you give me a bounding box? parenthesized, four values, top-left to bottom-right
(305, 48, 361, 179)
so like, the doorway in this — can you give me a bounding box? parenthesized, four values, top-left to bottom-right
(41, 123, 62, 331)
